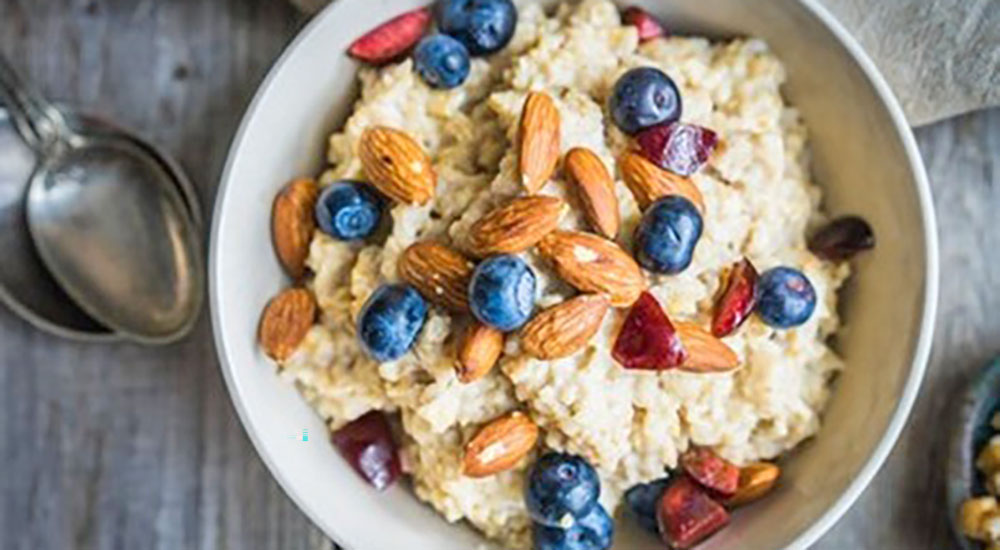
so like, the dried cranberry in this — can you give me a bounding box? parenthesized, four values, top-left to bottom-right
(657, 476, 730, 549)
(622, 6, 667, 42)
(347, 8, 432, 65)
(612, 291, 687, 370)
(680, 447, 740, 497)
(808, 215, 875, 261)
(331, 411, 401, 490)
(711, 258, 759, 337)
(635, 122, 718, 177)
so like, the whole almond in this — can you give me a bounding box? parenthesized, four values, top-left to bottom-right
(272, 178, 319, 279)
(519, 91, 561, 194)
(359, 126, 435, 204)
(259, 288, 317, 361)
(537, 230, 646, 307)
(463, 411, 539, 478)
(619, 150, 705, 211)
(456, 322, 505, 383)
(467, 196, 566, 258)
(675, 322, 740, 372)
(399, 241, 474, 312)
(728, 462, 780, 506)
(565, 147, 620, 239)
(520, 294, 610, 359)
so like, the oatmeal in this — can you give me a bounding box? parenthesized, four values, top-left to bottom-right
(264, 1, 853, 548)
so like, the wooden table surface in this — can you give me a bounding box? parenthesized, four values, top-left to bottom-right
(1, 1, 996, 549)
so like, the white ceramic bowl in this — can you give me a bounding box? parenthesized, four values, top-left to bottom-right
(209, 1, 938, 548)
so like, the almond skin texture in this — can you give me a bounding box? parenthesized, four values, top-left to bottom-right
(537, 230, 647, 307)
(399, 241, 474, 312)
(565, 147, 620, 238)
(519, 91, 561, 194)
(359, 126, 435, 204)
(259, 288, 317, 361)
(675, 322, 740, 372)
(467, 196, 566, 257)
(463, 412, 539, 477)
(520, 294, 610, 359)
(619, 150, 705, 211)
(456, 322, 505, 383)
(728, 462, 780, 506)
(272, 178, 319, 279)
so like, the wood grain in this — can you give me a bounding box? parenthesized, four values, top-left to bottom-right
(0, 2, 997, 549)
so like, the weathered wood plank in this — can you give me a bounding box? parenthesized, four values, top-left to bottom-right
(0, 1, 997, 550)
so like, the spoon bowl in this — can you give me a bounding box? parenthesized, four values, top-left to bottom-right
(0, 106, 118, 340)
(26, 133, 203, 343)
(0, 54, 204, 344)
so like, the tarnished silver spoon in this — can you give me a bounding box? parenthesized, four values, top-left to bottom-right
(0, 55, 203, 344)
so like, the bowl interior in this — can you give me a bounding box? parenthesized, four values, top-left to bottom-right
(210, 0, 936, 548)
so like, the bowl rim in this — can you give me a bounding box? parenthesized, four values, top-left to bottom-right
(208, 0, 940, 548)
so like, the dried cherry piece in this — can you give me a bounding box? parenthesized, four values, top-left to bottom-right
(331, 411, 401, 490)
(711, 258, 759, 337)
(657, 476, 730, 549)
(635, 122, 718, 177)
(680, 447, 740, 497)
(622, 6, 667, 42)
(347, 8, 432, 65)
(808, 215, 875, 261)
(612, 291, 688, 370)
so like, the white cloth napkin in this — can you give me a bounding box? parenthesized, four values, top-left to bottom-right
(285, 0, 1000, 125)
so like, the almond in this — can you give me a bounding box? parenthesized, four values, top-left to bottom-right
(565, 147, 620, 239)
(520, 294, 610, 359)
(259, 288, 317, 361)
(519, 91, 561, 193)
(537, 230, 646, 307)
(728, 462, 780, 506)
(619, 150, 705, 211)
(272, 178, 319, 279)
(463, 411, 539, 477)
(467, 196, 566, 257)
(359, 126, 435, 204)
(399, 241, 474, 312)
(456, 322, 505, 383)
(675, 322, 740, 372)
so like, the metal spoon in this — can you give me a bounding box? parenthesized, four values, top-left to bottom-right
(0, 55, 203, 344)
(0, 105, 119, 341)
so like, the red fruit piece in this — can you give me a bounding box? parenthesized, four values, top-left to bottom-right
(348, 7, 432, 65)
(331, 411, 401, 490)
(680, 447, 740, 497)
(612, 291, 688, 370)
(711, 258, 759, 337)
(635, 122, 718, 177)
(622, 6, 667, 42)
(657, 476, 731, 549)
(808, 215, 875, 261)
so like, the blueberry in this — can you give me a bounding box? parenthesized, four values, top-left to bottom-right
(624, 477, 671, 533)
(609, 67, 682, 135)
(532, 504, 614, 550)
(468, 254, 535, 331)
(357, 284, 428, 362)
(413, 34, 471, 89)
(757, 267, 817, 328)
(633, 195, 703, 274)
(314, 180, 383, 241)
(437, 0, 517, 56)
(526, 453, 601, 527)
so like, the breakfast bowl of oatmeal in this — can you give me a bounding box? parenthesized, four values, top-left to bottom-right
(209, 0, 937, 548)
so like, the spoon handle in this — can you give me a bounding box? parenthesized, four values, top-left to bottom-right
(0, 54, 69, 154)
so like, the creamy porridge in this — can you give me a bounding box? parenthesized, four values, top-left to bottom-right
(258, 1, 863, 548)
